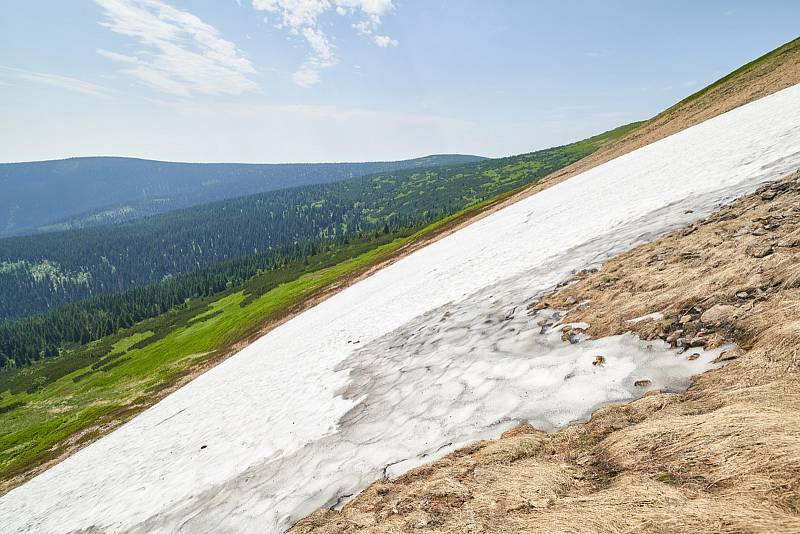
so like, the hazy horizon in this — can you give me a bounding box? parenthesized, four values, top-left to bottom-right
(1, 0, 798, 164)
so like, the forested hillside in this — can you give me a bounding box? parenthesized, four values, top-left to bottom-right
(0, 121, 643, 372)
(0, 154, 484, 236)
(0, 122, 640, 328)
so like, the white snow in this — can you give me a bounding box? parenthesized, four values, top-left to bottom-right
(626, 312, 665, 324)
(3, 83, 800, 533)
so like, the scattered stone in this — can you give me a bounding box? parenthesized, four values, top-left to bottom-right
(736, 291, 750, 299)
(747, 244, 774, 258)
(680, 314, 693, 324)
(777, 231, 800, 247)
(665, 332, 682, 345)
(592, 355, 606, 366)
(564, 296, 578, 306)
(712, 350, 738, 363)
(560, 327, 573, 343)
(200, 445, 207, 450)
(634, 379, 652, 388)
(700, 304, 739, 324)
(680, 250, 701, 261)
(688, 353, 701, 361)
(530, 300, 549, 311)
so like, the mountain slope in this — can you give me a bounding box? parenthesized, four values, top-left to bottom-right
(284, 37, 800, 534)
(0, 123, 638, 324)
(0, 154, 485, 236)
(2, 63, 800, 534)
(528, 37, 800, 194)
(292, 171, 800, 534)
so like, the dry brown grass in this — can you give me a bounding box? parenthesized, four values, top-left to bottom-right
(290, 170, 800, 532)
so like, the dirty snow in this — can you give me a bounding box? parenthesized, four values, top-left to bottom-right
(3, 83, 800, 533)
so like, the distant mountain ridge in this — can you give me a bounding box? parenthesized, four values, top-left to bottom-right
(0, 154, 485, 236)
(0, 122, 639, 324)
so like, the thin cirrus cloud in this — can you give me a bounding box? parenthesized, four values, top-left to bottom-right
(252, 0, 398, 87)
(0, 65, 113, 98)
(94, 0, 259, 96)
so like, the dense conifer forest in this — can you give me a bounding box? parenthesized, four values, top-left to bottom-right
(0, 122, 640, 370)
(0, 154, 484, 236)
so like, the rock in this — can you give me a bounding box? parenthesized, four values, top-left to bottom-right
(751, 228, 767, 236)
(712, 350, 738, 363)
(530, 300, 549, 311)
(666, 332, 681, 344)
(680, 314, 693, 324)
(700, 304, 739, 324)
(687, 353, 700, 361)
(564, 296, 578, 306)
(747, 244, 774, 258)
(634, 379, 652, 387)
(561, 327, 579, 343)
(777, 231, 800, 248)
(592, 355, 605, 366)
(689, 337, 705, 347)
(736, 291, 750, 299)
(760, 190, 777, 200)
(676, 337, 690, 348)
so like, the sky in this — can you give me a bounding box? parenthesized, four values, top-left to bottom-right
(0, 1, 798, 164)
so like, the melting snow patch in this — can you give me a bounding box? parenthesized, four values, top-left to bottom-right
(626, 312, 665, 324)
(2, 85, 800, 534)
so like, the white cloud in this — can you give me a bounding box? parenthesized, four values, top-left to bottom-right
(252, 0, 396, 86)
(94, 0, 258, 96)
(373, 35, 397, 47)
(291, 65, 322, 87)
(0, 65, 113, 97)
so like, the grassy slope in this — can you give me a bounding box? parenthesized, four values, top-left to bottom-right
(668, 36, 800, 109)
(0, 123, 636, 489)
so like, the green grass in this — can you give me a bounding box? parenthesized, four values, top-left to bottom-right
(0, 198, 499, 483)
(664, 36, 799, 111)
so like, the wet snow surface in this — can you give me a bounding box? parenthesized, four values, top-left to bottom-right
(3, 84, 800, 533)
